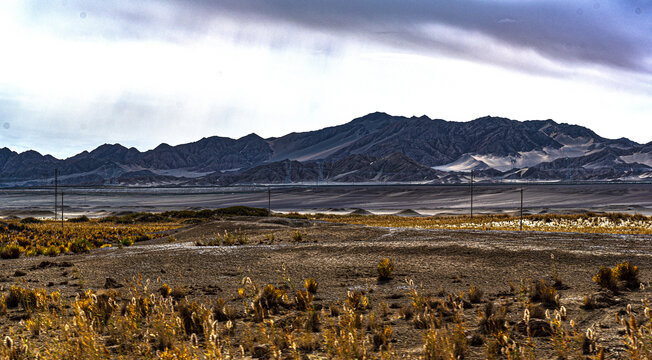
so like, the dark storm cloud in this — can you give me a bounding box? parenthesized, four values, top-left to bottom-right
(33, 0, 652, 76)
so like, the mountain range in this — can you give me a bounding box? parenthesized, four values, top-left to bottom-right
(1, 112, 650, 186)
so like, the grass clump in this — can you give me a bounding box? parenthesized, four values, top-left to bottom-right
(423, 324, 468, 360)
(593, 262, 639, 291)
(43, 246, 61, 257)
(612, 261, 639, 288)
(593, 266, 617, 290)
(304, 278, 318, 294)
(0, 244, 21, 259)
(468, 285, 484, 303)
(292, 230, 304, 242)
(69, 239, 92, 253)
(528, 279, 559, 307)
(377, 258, 394, 281)
(20, 217, 42, 224)
(68, 215, 90, 223)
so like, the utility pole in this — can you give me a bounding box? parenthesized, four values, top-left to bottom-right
(54, 169, 58, 220)
(61, 192, 64, 232)
(520, 187, 524, 231)
(470, 170, 474, 218)
(267, 187, 271, 216)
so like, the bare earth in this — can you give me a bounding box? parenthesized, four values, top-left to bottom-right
(1, 217, 651, 358)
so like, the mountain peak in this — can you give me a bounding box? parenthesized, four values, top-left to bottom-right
(238, 133, 264, 141)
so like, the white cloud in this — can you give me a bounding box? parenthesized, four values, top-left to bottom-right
(0, 1, 650, 159)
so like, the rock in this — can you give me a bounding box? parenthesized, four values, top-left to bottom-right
(13, 270, 26, 277)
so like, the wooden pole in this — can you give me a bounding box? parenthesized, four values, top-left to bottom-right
(54, 169, 58, 220)
(61, 192, 64, 232)
(470, 170, 474, 218)
(520, 187, 524, 231)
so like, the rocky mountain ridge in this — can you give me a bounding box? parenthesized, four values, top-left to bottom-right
(1, 113, 649, 186)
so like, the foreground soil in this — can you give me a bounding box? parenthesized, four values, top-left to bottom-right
(1, 216, 651, 358)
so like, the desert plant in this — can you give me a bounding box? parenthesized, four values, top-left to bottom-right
(372, 325, 393, 351)
(265, 232, 276, 243)
(468, 285, 484, 303)
(292, 231, 304, 242)
(304, 278, 318, 294)
(423, 323, 468, 360)
(158, 283, 172, 298)
(377, 257, 394, 280)
(20, 217, 42, 224)
(346, 290, 369, 311)
(213, 298, 236, 322)
(612, 261, 639, 288)
(69, 239, 92, 253)
(528, 279, 559, 307)
(295, 290, 313, 311)
(593, 266, 618, 291)
(43, 245, 60, 257)
(120, 238, 134, 247)
(68, 215, 90, 223)
(0, 244, 21, 259)
(478, 302, 507, 335)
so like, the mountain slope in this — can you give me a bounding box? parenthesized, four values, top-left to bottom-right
(0, 113, 647, 186)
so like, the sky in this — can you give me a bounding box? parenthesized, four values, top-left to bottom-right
(0, 0, 651, 159)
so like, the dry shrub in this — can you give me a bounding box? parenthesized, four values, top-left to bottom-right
(528, 279, 559, 307)
(0, 244, 21, 259)
(613, 261, 639, 288)
(527, 302, 547, 319)
(377, 258, 394, 281)
(593, 266, 618, 291)
(468, 285, 484, 303)
(372, 325, 393, 350)
(423, 323, 468, 360)
(158, 283, 172, 298)
(346, 291, 369, 311)
(478, 302, 507, 335)
(295, 290, 313, 311)
(304, 278, 318, 294)
(213, 298, 236, 321)
(292, 231, 304, 242)
(170, 286, 187, 300)
(176, 300, 209, 336)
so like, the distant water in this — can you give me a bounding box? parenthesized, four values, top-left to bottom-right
(0, 184, 650, 218)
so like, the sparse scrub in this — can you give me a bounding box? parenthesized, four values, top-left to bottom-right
(68, 215, 90, 223)
(528, 279, 559, 307)
(0, 219, 177, 260)
(313, 212, 652, 235)
(612, 261, 639, 288)
(593, 266, 618, 291)
(0, 244, 21, 259)
(468, 284, 484, 303)
(377, 257, 394, 281)
(423, 323, 468, 360)
(292, 230, 304, 242)
(304, 277, 318, 294)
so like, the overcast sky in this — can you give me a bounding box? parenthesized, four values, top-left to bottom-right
(1, 0, 650, 158)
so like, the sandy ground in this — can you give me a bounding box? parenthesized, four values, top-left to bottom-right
(1, 217, 651, 358)
(1, 183, 651, 218)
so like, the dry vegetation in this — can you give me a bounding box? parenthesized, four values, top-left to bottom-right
(311, 212, 652, 235)
(0, 220, 179, 259)
(0, 260, 650, 359)
(0, 208, 650, 358)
